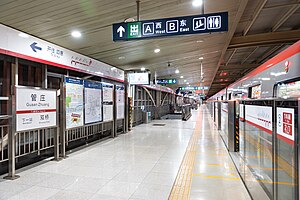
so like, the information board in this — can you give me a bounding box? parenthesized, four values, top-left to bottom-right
(102, 83, 114, 102)
(65, 77, 84, 129)
(16, 87, 57, 132)
(116, 85, 125, 119)
(103, 104, 114, 122)
(84, 81, 102, 124)
(277, 107, 295, 143)
(102, 83, 114, 121)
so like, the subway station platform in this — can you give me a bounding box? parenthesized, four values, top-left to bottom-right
(0, 106, 250, 200)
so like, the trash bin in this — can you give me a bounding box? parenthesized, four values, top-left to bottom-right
(147, 112, 151, 122)
(143, 111, 151, 124)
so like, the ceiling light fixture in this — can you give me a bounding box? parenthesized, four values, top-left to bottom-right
(197, 40, 204, 43)
(180, 76, 184, 78)
(18, 32, 29, 38)
(154, 48, 160, 53)
(71, 30, 82, 38)
(118, 56, 125, 60)
(192, 0, 203, 7)
(175, 69, 180, 74)
(141, 67, 146, 71)
(184, 80, 187, 82)
(199, 57, 204, 60)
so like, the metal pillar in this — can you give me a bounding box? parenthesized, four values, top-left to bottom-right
(4, 58, 19, 180)
(113, 85, 117, 138)
(60, 77, 66, 158)
(124, 84, 129, 133)
(136, 0, 140, 21)
(228, 101, 239, 152)
(53, 95, 60, 161)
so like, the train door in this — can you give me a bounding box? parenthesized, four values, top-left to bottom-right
(275, 81, 300, 200)
(274, 99, 298, 200)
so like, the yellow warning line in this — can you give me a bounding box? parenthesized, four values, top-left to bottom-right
(169, 110, 203, 200)
(193, 173, 241, 181)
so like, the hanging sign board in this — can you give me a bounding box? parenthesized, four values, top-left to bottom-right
(128, 73, 150, 85)
(116, 85, 125, 119)
(157, 79, 177, 84)
(113, 12, 228, 41)
(179, 86, 210, 91)
(65, 77, 84, 129)
(277, 107, 295, 143)
(84, 80, 102, 124)
(0, 24, 124, 82)
(16, 87, 57, 132)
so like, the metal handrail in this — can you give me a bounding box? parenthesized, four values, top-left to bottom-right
(0, 115, 11, 120)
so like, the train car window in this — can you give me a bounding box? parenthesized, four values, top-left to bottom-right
(277, 80, 300, 98)
(249, 84, 261, 99)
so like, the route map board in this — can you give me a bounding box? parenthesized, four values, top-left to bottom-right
(84, 80, 102, 124)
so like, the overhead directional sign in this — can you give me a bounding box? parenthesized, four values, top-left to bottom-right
(179, 86, 210, 91)
(30, 42, 42, 52)
(157, 79, 177, 84)
(113, 12, 228, 41)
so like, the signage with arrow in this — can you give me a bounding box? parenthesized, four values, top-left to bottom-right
(30, 42, 42, 52)
(117, 26, 125, 38)
(112, 12, 228, 41)
(156, 79, 177, 84)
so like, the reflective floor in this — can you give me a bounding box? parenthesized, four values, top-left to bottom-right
(0, 106, 251, 200)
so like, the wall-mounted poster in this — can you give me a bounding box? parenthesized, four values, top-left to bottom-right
(116, 85, 125, 119)
(84, 81, 102, 124)
(16, 87, 57, 132)
(65, 77, 84, 129)
(103, 104, 113, 122)
(102, 83, 114, 102)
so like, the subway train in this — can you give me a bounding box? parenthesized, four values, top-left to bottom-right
(207, 40, 300, 200)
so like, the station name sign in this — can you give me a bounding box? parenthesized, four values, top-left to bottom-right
(113, 12, 228, 41)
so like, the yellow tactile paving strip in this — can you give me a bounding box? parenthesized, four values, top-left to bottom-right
(169, 111, 203, 200)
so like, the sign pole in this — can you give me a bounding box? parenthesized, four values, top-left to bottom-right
(4, 59, 19, 180)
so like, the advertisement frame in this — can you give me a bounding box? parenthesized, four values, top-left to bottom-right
(64, 76, 84, 130)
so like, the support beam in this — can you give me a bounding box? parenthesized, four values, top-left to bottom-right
(210, 0, 249, 91)
(255, 45, 284, 63)
(225, 49, 237, 66)
(228, 30, 300, 49)
(264, 2, 300, 10)
(272, 4, 300, 32)
(219, 64, 258, 70)
(241, 46, 259, 64)
(243, 0, 268, 36)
